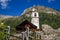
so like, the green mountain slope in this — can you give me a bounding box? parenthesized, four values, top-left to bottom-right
(20, 6, 60, 29)
(0, 6, 60, 32)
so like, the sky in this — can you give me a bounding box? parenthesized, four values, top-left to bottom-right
(0, 0, 60, 16)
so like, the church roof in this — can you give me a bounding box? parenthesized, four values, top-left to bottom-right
(15, 20, 37, 31)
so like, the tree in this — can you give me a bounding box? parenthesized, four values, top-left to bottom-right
(0, 22, 7, 40)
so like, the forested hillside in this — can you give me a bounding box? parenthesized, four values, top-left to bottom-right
(0, 6, 60, 34)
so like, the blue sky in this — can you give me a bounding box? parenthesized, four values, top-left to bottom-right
(0, 0, 60, 16)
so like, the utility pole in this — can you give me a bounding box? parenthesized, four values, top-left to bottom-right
(26, 27, 29, 40)
(34, 31, 38, 40)
(6, 26, 10, 40)
(21, 32, 25, 40)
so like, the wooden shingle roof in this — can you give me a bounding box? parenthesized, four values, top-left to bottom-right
(16, 20, 37, 31)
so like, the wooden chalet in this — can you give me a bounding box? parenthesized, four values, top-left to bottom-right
(15, 20, 37, 32)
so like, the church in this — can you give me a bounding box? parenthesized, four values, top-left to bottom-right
(16, 8, 40, 32)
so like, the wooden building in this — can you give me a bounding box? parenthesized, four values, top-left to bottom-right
(15, 20, 37, 32)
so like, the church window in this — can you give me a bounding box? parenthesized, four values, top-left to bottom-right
(34, 13, 36, 17)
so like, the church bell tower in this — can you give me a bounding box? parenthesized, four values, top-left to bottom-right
(31, 8, 39, 29)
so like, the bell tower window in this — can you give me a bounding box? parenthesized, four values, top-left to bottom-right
(34, 13, 36, 17)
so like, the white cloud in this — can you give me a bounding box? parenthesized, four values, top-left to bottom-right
(0, 0, 11, 9)
(48, 0, 55, 3)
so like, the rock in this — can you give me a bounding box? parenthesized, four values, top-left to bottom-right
(42, 24, 54, 34)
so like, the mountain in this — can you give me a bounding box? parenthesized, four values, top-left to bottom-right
(0, 15, 15, 20)
(21, 6, 60, 15)
(0, 6, 60, 32)
(19, 6, 60, 29)
(0, 15, 18, 21)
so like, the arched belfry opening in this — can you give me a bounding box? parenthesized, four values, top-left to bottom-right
(34, 13, 36, 17)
